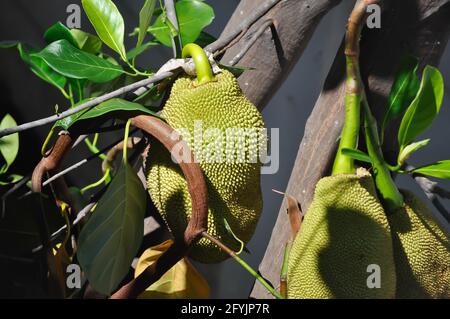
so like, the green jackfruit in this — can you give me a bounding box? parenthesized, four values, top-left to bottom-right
(146, 70, 265, 263)
(388, 191, 450, 298)
(287, 170, 396, 298)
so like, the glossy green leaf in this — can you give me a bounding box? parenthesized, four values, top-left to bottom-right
(0, 114, 19, 171)
(137, 0, 157, 50)
(126, 41, 159, 60)
(398, 66, 444, 150)
(32, 40, 123, 83)
(149, 0, 214, 47)
(382, 56, 420, 134)
(69, 78, 87, 102)
(70, 29, 103, 54)
(341, 148, 373, 164)
(82, 0, 127, 60)
(77, 163, 146, 295)
(44, 22, 78, 47)
(397, 139, 430, 166)
(412, 160, 450, 179)
(54, 98, 157, 130)
(4, 42, 67, 91)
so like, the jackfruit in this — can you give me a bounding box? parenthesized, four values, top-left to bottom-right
(287, 170, 396, 298)
(388, 190, 450, 298)
(146, 70, 265, 263)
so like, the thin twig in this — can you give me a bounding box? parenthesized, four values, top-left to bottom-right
(228, 19, 274, 66)
(205, 0, 281, 53)
(405, 164, 450, 223)
(0, 72, 173, 138)
(164, 0, 182, 58)
(20, 129, 139, 198)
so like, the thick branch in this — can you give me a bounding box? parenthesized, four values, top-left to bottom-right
(252, 0, 450, 298)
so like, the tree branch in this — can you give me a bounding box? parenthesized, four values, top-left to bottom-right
(252, 0, 450, 298)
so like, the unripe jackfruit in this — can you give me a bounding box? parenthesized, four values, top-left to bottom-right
(287, 170, 396, 298)
(388, 191, 450, 298)
(146, 70, 265, 263)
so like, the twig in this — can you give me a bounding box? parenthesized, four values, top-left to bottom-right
(1, 175, 30, 218)
(164, 0, 182, 58)
(205, 0, 280, 53)
(228, 19, 274, 66)
(0, 72, 173, 138)
(201, 231, 283, 299)
(405, 164, 450, 223)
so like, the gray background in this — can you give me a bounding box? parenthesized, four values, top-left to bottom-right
(0, 0, 448, 298)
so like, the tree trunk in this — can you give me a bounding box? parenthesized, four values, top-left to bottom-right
(251, 0, 450, 298)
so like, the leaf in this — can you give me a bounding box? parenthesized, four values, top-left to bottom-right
(69, 78, 87, 102)
(126, 41, 159, 60)
(341, 148, 373, 164)
(137, 0, 157, 50)
(8, 42, 67, 91)
(0, 174, 23, 186)
(32, 40, 124, 83)
(194, 31, 216, 48)
(397, 139, 430, 166)
(77, 163, 146, 295)
(382, 56, 420, 133)
(412, 160, 450, 180)
(134, 240, 210, 299)
(44, 22, 78, 48)
(218, 63, 254, 78)
(0, 41, 20, 48)
(0, 114, 19, 171)
(149, 0, 214, 47)
(398, 66, 444, 150)
(70, 29, 103, 54)
(82, 0, 127, 60)
(54, 98, 157, 130)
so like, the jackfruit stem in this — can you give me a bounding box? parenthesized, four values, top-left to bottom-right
(182, 43, 214, 85)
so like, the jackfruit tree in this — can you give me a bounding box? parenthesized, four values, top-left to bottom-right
(0, 0, 449, 301)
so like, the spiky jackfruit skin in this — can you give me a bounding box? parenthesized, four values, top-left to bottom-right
(287, 172, 396, 298)
(388, 191, 450, 298)
(146, 70, 265, 263)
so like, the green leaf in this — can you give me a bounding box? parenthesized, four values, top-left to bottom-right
(398, 66, 444, 150)
(0, 114, 19, 171)
(5, 42, 68, 92)
(218, 63, 254, 78)
(32, 40, 124, 83)
(341, 148, 373, 164)
(70, 29, 103, 54)
(126, 41, 159, 60)
(54, 98, 157, 130)
(149, 0, 214, 47)
(397, 139, 430, 166)
(412, 160, 450, 180)
(0, 41, 20, 48)
(44, 22, 78, 47)
(137, 0, 157, 50)
(77, 163, 146, 295)
(82, 0, 127, 60)
(195, 31, 216, 48)
(0, 174, 23, 186)
(382, 56, 420, 134)
(69, 78, 87, 102)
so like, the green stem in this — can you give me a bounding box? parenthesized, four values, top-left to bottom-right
(41, 128, 55, 156)
(122, 119, 132, 163)
(81, 168, 111, 194)
(84, 138, 107, 161)
(182, 43, 214, 85)
(279, 241, 292, 299)
(362, 96, 404, 212)
(202, 232, 283, 299)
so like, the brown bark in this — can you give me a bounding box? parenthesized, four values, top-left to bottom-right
(251, 0, 450, 298)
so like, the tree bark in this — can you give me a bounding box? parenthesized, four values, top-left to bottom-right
(251, 0, 450, 298)
(219, 0, 343, 110)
